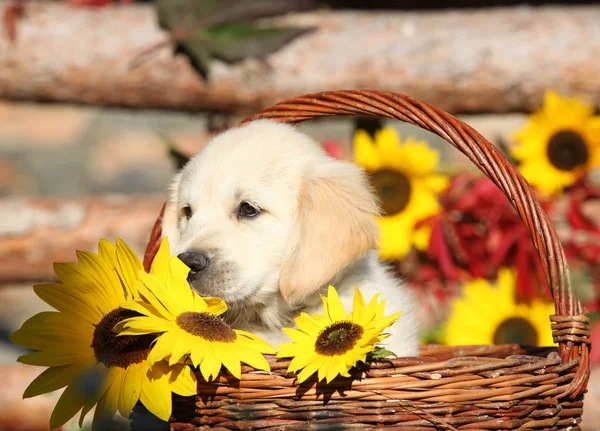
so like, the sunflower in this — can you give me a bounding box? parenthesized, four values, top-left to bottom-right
(118, 268, 275, 382)
(9, 238, 198, 429)
(443, 268, 555, 347)
(353, 127, 449, 259)
(511, 90, 600, 195)
(277, 285, 401, 383)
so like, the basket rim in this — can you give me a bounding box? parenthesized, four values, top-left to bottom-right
(142, 89, 591, 399)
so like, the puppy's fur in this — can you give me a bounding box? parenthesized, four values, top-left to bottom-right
(163, 120, 419, 356)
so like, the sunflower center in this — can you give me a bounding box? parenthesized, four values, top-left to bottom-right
(493, 317, 538, 345)
(315, 321, 364, 356)
(369, 169, 412, 216)
(92, 308, 153, 368)
(547, 130, 589, 171)
(176, 311, 237, 343)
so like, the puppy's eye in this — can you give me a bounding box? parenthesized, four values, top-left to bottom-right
(238, 201, 260, 218)
(181, 205, 192, 220)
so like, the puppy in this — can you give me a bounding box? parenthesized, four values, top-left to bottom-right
(162, 120, 419, 357)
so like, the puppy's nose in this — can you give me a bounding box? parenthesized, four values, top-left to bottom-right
(178, 251, 210, 273)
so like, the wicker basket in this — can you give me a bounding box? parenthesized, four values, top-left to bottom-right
(142, 90, 591, 430)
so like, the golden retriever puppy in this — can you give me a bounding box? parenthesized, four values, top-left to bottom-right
(162, 120, 419, 356)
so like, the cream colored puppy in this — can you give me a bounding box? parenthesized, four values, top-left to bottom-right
(162, 120, 419, 357)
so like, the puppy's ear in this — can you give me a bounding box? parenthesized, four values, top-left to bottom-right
(161, 172, 182, 252)
(280, 161, 380, 304)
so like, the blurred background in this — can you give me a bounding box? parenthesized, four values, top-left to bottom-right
(2, 0, 600, 429)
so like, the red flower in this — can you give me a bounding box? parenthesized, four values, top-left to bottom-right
(564, 180, 600, 265)
(561, 180, 600, 363)
(420, 173, 550, 301)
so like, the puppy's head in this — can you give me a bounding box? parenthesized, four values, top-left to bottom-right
(163, 120, 379, 307)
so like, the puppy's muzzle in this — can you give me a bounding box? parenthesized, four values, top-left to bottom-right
(178, 251, 210, 281)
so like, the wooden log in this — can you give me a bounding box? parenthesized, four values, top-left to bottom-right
(1, 2, 600, 114)
(0, 195, 164, 283)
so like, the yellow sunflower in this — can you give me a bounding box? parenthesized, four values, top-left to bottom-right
(9, 238, 198, 429)
(443, 268, 555, 347)
(118, 267, 275, 382)
(277, 286, 401, 383)
(353, 127, 449, 259)
(511, 90, 600, 195)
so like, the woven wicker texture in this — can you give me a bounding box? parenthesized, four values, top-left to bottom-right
(141, 90, 591, 430)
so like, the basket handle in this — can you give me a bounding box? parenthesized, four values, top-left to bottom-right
(143, 90, 589, 398)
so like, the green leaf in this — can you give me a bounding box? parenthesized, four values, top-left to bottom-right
(197, 24, 314, 63)
(368, 346, 396, 361)
(157, 0, 316, 30)
(156, 0, 222, 31)
(156, 132, 190, 170)
(174, 40, 212, 80)
(154, 0, 316, 78)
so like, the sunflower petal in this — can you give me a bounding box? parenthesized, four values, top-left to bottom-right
(204, 297, 228, 316)
(141, 363, 173, 421)
(236, 331, 277, 353)
(138, 272, 181, 317)
(353, 129, 380, 171)
(18, 348, 93, 367)
(115, 238, 144, 300)
(326, 357, 345, 383)
(199, 350, 222, 382)
(33, 284, 102, 323)
(168, 338, 192, 366)
(10, 312, 93, 351)
(423, 174, 449, 193)
(220, 346, 242, 379)
(118, 362, 144, 419)
(170, 363, 198, 396)
(75, 250, 123, 307)
(169, 254, 191, 280)
(53, 262, 115, 312)
(317, 357, 330, 382)
(325, 285, 346, 321)
(119, 300, 160, 318)
(49, 381, 87, 430)
(190, 344, 207, 368)
(150, 238, 171, 284)
(237, 345, 271, 372)
(78, 364, 111, 427)
(296, 357, 324, 383)
(288, 351, 317, 373)
(98, 239, 118, 269)
(374, 127, 402, 158)
(350, 287, 366, 324)
(92, 382, 120, 429)
(23, 361, 95, 399)
(120, 316, 171, 337)
(146, 333, 176, 366)
(292, 313, 322, 337)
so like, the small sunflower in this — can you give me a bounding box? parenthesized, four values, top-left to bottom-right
(353, 127, 449, 259)
(277, 286, 401, 383)
(118, 266, 275, 382)
(443, 268, 555, 347)
(511, 90, 600, 195)
(9, 238, 197, 430)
